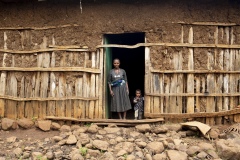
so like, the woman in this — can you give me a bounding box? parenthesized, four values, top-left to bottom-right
(108, 58, 132, 119)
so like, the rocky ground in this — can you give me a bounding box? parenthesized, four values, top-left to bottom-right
(0, 118, 240, 160)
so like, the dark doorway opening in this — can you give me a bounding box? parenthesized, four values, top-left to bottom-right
(104, 32, 145, 119)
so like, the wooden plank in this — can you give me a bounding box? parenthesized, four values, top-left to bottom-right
(216, 51, 224, 124)
(153, 74, 160, 114)
(74, 77, 83, 118)
(46, 116, 164, 123)
(5, 31, 17, 119)
(0, 71, 6, 117)
(47, 51, 56, 117)
(95, 74, 99, 118)
(99, 48, 104, 119)
(177, 49, 183, 114)
(31, 74, 39, 118)
(89, 52, 96, 119)
(25, 77, 33, 119)
(82, 52, 89, 119)
(187, 27, 194, 114)
(234, 50, 240, 122)
(57, 73, 66, 117)
(145, 108, 240, 119)
(159, 74, 164, 113)
(0, 48, 88, 54)
(195, 76, 200, 113)
(39, 37, 50, 119)
(66, 84, 73, 118)
(0, 32, 7, 117)
(164, 76, 170, 113)
(5, 73, 18, 119)
(206, 49, 215, 125)
(0, 67, 101, 73)
(144, 47, 151, 115)
(223, 27, 230, 124)
(17, 76, 25, 118)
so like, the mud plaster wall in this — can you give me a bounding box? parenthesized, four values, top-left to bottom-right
(0, 0, 240, 49)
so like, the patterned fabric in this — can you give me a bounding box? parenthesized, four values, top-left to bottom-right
(133, 97, 144, 112)
(108, 69, 132, 112)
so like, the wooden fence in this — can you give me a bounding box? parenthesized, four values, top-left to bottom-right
(144, 23, 240, 125)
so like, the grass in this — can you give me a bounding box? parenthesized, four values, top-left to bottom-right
(79, 147, 88, 156)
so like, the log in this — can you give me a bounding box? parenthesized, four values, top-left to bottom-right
(145, 108, 240, 119)
(45, 116, 164, 123)
(97, 43, 240, 49)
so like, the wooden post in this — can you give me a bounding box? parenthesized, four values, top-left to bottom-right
(144, 47, 151, 115)
(223, 27, 230, 124)
(187, 27, 194, 113)
(47, 36, 56, 117)
(39, 36, 49, 119)
(206, 49, 215, 125)
(229, 27, 236, 122)
(153, 74, 160, 113)
(98, 48, 104, 118)
(0, 32, 7, 117)
(89, 52, 96, 119)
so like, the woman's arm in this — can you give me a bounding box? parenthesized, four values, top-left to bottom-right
(109, 83, 114, 96)
(108, 70, 114, 96)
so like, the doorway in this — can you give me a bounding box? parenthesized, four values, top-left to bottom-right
(104, 32, 145, 119)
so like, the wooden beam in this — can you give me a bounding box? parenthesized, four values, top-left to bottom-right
(45, 116, 164, 123)
(0, 95, 98, 101)
(177, 22, 237, 26)
(146, 93, 240, 97)
(0, 48, 88, 54)
(150, 69, 240, 74)
(97, 43, 240, 49)
(0, 67, 101, 73)
(0, 24, 80, 30)
(145, 108, 240, 119)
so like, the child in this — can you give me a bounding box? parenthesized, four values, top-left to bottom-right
(133, 89, 144, 120)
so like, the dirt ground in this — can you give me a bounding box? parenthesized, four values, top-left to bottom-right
(0, 128, 59, 140)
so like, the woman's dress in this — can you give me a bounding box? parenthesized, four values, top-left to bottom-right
(108, 69, 132, 112)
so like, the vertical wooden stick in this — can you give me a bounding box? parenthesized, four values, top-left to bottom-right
(187, 27, 194, 113)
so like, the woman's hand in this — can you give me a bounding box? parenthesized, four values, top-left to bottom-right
(126, 89, 129, 95)
(110, 90, 114, 96)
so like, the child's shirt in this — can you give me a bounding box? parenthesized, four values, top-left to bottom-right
(133, 96, 144, 112)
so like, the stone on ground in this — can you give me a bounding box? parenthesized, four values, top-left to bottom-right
(60, 125, 71, 132)
(51, 122, 61, 130)
(17, 118, 34, 129)
(66, 135, 77, 144)
(1, 118, 15, 130)
(166, 150, 188, 160)
(37, 120, 51, 131)
(146, 142, 164, 154)
(92, 140, 109, 151)
(135, 124, 151, 133)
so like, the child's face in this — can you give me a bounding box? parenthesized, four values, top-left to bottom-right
(136, 91, 141, 97)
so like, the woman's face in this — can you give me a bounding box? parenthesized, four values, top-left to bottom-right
(113, 59, 120, 69)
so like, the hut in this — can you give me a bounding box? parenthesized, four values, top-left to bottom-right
(0, 0, 240, 125)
